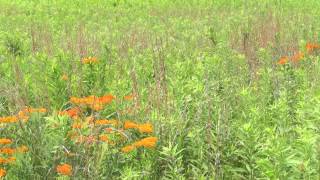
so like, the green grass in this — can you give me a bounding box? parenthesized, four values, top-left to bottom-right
(0, 0, 320, 179)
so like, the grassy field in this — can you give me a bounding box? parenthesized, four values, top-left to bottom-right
(0, 0, 320, 179)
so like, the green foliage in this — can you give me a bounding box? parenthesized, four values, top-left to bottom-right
(0, 0, 320, 179)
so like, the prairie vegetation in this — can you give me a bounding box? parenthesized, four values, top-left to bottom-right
(0, 0, 320, 179)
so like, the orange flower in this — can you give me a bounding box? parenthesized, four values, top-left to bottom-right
(278, 56, 289, 65)
(56, 163, 72, 176)
(17, 146, 28, 153)
(72, 123, 82, 129)
(6, 157, 15, 163)
(124, 121, 138, 129)
(70, 95, 114, 109)
(123, 94, 134, 101)
(82, 56, 98, 64)
(0, 139, 12, 145)
(0, 157, 16, 164)
(121, 145, 136, 153)
(291, 52, 304, 62)
(70, 97, 81, 104)
(133, 137, 157, 148)
(0, 168, 6, 177)
(17, 111, 29, 121)
(0, 148, 15, 155)
(138, 123, 153, 133)
(0, 116, 18, 123)
(59, 108, 80, 119)
(61, 74, 68, 81)
(99, 134, 109, 142)
(306, 42, 320, 53)
(98, 94, 115, 104)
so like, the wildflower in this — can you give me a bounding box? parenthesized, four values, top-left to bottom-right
(0, 139, 12, 145)
(0, 148, 15, 155)
(0, 168, 6, 177)
(56, 163, 72, 176)
(72, 123, 82, 129)
(99, 135, 109, 142)
(124, 121, 138, 129)
(306, 42, 320, 53)
(121, 145, 136, 153)
(70, 97, 82, 104)
(17, 146, 28, 153)
(90, 103, 103, 111)
(17, 111, 29, 121)
(137, 123, 153, 133)
(61, 74, 68, 81)
(291, 52, 304, 62)
(0, 116, 18, 123)
(278, 56, 289, 65)
(133, 137, 157, 148)
(0, 157, 16, 164)
(82, 56, 98, 64)
(98, 94, 115, 104)
(6, 157, 16, 163)
(59, 108, 81, 119)
(98, 134, 115, 145)
(124, 94, 134, 101)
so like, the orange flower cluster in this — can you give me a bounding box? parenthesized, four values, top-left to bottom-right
(133, 137, 158, 148)
(0, 116, 18, 123)
(58, 107, 81, 119)
(56, 163, 72, 176)
(0, 107, 47, 123)
(277, 52, 304, 65)
(70, 95, 115, 111)
(0, 148, 15, 155)
(99, 134, 115, 144)
(0, 157, 16, 164)
(121, 137, 157, 153)
(0, 146, 27, 154)
(82, 56, 98, 64)
(124, 121, 138, 129)
(123, 121, 153, 133)
(278, 42, 320, 65)
(0, 139, 12, 145)
(0, 168, 5, 177)
(306, 42, 320, 53)
(17, 107, 47, 122)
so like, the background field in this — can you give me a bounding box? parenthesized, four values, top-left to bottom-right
(1, 0, 320, 179)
